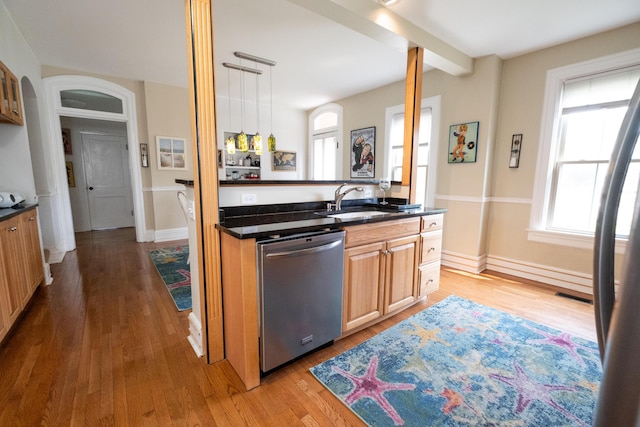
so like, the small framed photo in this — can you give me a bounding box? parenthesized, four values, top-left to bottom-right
(350, 126, 375, 178)
(66, 161, 75, 187)
(448, 121, 479, 163)
(272, 150, 297, 171)
(509, 134, 523, 168)
(156, 136, 187, 170)
(62, 128, 72, 155)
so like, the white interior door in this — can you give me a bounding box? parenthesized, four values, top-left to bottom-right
(82, 133, 134, 230)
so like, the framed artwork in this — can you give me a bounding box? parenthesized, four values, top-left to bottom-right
(65, 161, 75, 187)
(272, 150, 297, 171)
(62, 128, 72, 155)
(156, 136, 187, 170)
(350, 126, 375, 178)
(448, 121, 479, 163)
(509, 134, 523, 168)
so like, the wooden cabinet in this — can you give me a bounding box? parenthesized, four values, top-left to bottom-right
(0, 208, 44, 343)
(417, 214, 444, 297)
(342, 217, 420, 333)
(0, 60, 24, 126)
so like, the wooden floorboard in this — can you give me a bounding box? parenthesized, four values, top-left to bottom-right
(0, 228, 597, 425)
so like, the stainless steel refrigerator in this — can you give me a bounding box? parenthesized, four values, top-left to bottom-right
(593, 79, 640, 426)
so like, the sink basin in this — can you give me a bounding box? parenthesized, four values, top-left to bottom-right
(327, 210, 391, 220)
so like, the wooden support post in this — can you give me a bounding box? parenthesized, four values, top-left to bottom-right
(185, 0, 224, 362)
(402, 47, 424, 203)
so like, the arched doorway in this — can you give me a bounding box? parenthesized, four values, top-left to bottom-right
(43, 76, 147, 255)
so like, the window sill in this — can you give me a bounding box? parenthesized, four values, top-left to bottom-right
(527, 229, 627, 254)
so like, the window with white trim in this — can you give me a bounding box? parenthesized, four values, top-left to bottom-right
(385, 96, 440, 208)
(309, 104, 343, 180)
(531, 51, 640, 248)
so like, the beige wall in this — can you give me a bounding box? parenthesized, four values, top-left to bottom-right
(486, 22, 640, 280)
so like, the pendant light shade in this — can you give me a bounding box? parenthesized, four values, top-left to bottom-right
(237, 131, 248, 152)
(268, 133, 276, 152)
(226, 135, 236, 154)
(252, 133, 263, 155)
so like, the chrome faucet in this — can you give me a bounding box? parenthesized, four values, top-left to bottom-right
(332, 183, 364, 211)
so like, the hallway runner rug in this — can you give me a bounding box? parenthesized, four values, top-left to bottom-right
(310, 295, 602, 427)
(149, 246, 191, 311)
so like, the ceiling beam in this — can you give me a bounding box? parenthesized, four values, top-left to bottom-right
(286, 0, 473, 76)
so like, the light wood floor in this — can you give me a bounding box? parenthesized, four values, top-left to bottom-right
(0, 228, 597, 426)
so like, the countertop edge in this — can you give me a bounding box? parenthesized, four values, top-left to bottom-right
(217, 208, 446, 240)
(0, 203, 39, 222)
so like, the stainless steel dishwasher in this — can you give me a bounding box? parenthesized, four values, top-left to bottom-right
(257, 230, 345, 373)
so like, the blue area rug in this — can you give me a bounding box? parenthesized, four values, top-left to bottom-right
(149, 246, 191, 311)
(310, 295, 602, 426)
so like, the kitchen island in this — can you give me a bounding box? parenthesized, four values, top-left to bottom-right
(216, 200, 445, 390)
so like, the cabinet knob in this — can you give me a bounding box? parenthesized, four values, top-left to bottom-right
(28, 217, 36, 221)
(89, 186, 94, 191)
(8, 226, 17, 232)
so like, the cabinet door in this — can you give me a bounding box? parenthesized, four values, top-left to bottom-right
(0, 243, 11, 342)
(0, 62, 23, 125)
(0, 217, 25, 322)
(21, 211, 44, 294)
(418, 262, 440, 296)
(343, 242, 385, 332)
(420, 230, 442, 265)
(384, 235, 419, 314)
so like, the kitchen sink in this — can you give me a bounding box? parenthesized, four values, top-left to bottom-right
(326, 210, 392, 220)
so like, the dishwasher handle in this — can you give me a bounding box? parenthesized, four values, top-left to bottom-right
(265, 239, 343, 259)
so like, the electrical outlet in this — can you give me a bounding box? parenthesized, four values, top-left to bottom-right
(241, 193, 257, 205)
(363, 189, 373, 198)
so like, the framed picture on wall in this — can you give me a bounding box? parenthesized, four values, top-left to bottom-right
(448, 121, 479, 163)
(62, 128, 72, 155)
(272, 150, 297, 171)
(350, 126, 375, 178)
(156, 136, 187, 170)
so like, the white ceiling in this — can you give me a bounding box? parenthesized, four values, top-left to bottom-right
(3, 0, 640, 110)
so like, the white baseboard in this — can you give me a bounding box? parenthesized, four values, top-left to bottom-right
(187, 312, 204, 358)
(441, 250, 487, 274)
(154, 227, 188, 243)
(44, 263, 53, 285)
(441, 250, 594, 295)
(47, 248, 66, 264)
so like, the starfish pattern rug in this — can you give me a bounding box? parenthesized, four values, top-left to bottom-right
(149, 246, 191, 311)
(310, 295, 602, 426)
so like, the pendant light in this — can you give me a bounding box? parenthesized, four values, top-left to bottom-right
(237, 62, 249, 152)
(225, 67, 236, 154)
(268, 63, 276, 152)
(252, 69, 263, 155)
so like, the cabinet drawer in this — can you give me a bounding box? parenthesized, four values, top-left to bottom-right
(344, 217, 420, 248)
(421, 214, 444, 232)
(420, 230, 442, 265)
(418, 263, 440, 296)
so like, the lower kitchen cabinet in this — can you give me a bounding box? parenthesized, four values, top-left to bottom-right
(418, 214, 444, 297)
(0, 207, 44, 343)
(342, 217, 421, 333)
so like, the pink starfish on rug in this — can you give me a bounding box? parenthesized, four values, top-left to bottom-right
(333, 356, 415, 426)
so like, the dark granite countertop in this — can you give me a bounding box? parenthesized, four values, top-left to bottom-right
(217, 199, 446, 240)
(0, 203, 38, 222)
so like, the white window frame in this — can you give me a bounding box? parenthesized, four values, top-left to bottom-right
(384, 95, 440, 207)
(308, 103, 343, 180)
(529, 48, 640, 252)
